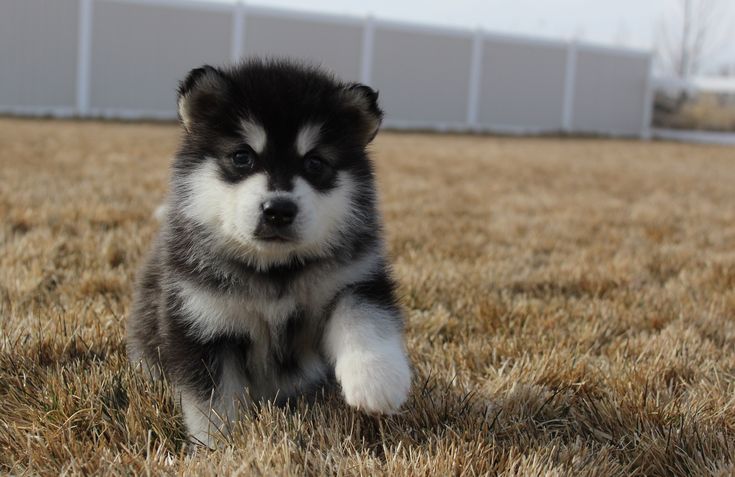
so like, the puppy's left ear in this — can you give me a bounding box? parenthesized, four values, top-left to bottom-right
(342, 83, 383, 143)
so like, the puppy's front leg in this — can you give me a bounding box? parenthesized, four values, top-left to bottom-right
(324, 290, 411, 414)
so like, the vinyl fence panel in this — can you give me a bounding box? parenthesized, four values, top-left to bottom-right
(242, 9, 364, 82)
(477, 37, 568, 132)
(371, 23, 474, 127)
(89, 0, 232, 116)
(0, 0, 80, 112)
(0, 0, 654, 137)
(571, 46, 651, 136)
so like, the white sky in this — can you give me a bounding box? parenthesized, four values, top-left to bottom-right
(205, 0, 735, 73)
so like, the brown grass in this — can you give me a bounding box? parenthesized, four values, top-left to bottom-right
(2, 117, 735, 475)
(655, 92, 735, 132)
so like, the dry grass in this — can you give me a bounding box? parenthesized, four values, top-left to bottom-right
(2, 117, 735, 475)
(654, 92, 735, 132)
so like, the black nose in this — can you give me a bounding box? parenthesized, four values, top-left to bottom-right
(261, 198, 298, 227)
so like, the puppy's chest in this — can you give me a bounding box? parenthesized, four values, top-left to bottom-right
(176, 282, 331, 401)
(176, 280, 329, 345)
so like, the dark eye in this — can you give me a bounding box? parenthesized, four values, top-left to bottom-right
(304, 155, 330, 176)
(231, 149, 255, 170)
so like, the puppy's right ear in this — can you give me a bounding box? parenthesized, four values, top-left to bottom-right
(177, 65, 228, 132)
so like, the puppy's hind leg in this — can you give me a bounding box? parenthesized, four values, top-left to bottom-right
(180, 346, 255, 448)
(180, 390, 224, 449)
(180, 389, 252, 449)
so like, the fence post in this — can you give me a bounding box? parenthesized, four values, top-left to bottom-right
(230, 0, 245, 62)
(466, 27, 483, 131)
(640, 55, 654, 140)
(360, 15, 375, 85)
(562, 39, 577, 133)
(76, 0, 93, 116)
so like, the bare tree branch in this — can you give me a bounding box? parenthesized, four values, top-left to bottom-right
(656, 0, 729, 77)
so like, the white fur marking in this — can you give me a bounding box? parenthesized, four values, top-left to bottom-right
(181, 391, 222, 448)
(178, 95, 193, 131)
(292, 247, 381, 310)
(296, 123, 322, 156)
(240, 119, 267, 154)
(324, 296, 411, 414)
(291, 174, 355, 253)
(177, 280, 297, 341)
(181, 160, 358, 270)
(180, 163, 269, 264)
(215, 350, 251, 417)
(153, 202, 167, 221)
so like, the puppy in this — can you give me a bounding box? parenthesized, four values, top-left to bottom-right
(127, 60, 411, 447)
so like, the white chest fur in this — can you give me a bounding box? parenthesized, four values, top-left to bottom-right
(174, 248, 382, 343)
(176, 281, 297, 342)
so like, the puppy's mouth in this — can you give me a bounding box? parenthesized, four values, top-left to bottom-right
(255, 234, 291, 243)
(253, 225, 297, 243)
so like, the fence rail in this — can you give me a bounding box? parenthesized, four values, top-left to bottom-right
(0, 0, 653, 137)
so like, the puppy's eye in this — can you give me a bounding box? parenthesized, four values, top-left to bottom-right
(304, 155, 330, 176)
(231, 149, 255, 170)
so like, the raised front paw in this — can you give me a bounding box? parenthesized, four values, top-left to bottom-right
(335, 348, 411, 414)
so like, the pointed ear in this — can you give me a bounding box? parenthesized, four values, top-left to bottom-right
(177, 65, 229, 132)
(341, 83, 383, 143)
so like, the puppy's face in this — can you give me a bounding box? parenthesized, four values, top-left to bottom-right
(172, 62, 382, 269)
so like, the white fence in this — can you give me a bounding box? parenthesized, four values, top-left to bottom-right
(0, 0, 654, 137)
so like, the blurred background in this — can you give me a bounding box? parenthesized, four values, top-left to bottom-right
(1, 0, 734, 142)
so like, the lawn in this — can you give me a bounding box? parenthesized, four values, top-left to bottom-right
(1, 117, 735, 475)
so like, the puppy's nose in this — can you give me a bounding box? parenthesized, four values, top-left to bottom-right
(261, 199, 298, 227)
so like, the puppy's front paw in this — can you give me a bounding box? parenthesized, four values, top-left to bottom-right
(335, 348, 411, 414)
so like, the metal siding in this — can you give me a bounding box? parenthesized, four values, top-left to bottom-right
(371, 27, 473, 124)
(243, 13, 363, 82)
(478, 39, 567, 131)
(89, 0, 232, 114)
(0, 0, 79, 109)
(572, 49, 649, 135)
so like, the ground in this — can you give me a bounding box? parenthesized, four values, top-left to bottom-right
(1, 117, 735, 475)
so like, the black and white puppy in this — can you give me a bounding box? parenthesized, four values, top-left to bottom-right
(127, 60, 411, 446)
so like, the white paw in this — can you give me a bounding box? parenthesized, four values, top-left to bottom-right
(335, 348, 411, 414)
(152, 203, 168, 221)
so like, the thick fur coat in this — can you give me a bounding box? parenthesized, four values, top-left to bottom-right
(127, 60, 411, 446)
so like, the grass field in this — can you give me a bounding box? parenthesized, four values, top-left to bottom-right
(2, 117, 735, 475)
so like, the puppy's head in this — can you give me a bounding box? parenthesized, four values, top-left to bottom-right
(172, 60, 382, 269)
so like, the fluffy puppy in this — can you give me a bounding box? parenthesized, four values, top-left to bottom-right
(127, 60, 411, 446)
